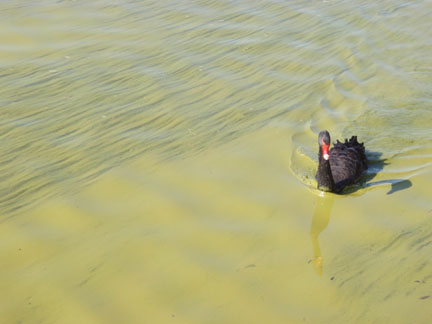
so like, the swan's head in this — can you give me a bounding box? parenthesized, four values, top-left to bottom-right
(318, 130, 331, 160)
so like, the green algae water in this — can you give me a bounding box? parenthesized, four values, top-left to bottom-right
(1, 1, 432, 323)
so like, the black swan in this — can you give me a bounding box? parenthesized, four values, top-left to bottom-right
(316, 130, 368, 193)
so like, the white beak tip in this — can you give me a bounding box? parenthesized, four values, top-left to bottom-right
(323, 153, 330, 160)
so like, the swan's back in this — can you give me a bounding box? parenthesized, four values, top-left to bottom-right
(329, 136, 368, 190)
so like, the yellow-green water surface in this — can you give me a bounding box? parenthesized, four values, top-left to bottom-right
(1, 1, 432, 323)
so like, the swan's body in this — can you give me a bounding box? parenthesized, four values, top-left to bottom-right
(316, 131, 367, 193)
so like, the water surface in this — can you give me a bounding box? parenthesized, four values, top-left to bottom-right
(1, 0, 432, 323)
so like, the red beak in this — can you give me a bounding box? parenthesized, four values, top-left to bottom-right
(322, 143, 330, 160)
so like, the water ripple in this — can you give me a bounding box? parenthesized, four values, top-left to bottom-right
(1, 0, 432, 217)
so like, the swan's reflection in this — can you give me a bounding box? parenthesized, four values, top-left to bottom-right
(310, 193, 334, 275)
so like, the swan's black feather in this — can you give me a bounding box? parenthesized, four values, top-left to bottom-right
(316, 132, 368, 193)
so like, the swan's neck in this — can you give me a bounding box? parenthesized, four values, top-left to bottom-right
(317, 147, 335, 192)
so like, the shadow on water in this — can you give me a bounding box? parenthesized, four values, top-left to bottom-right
(368, 178, 412, 195)
(343, 150, 412, 195)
